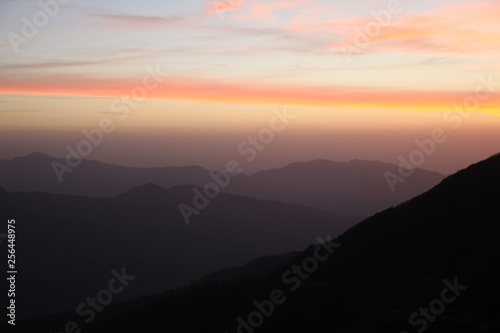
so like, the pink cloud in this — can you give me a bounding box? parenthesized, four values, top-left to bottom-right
(206, 0, 245, 16)
(277, 1, 500, 55)
(218, 0, 312, 23)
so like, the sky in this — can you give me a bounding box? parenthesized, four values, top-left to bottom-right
(0, 0, 499, 174)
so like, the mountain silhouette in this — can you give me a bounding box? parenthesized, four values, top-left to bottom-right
(0, 152, 211, 197)
(228, 158, 445, 216)
(0, 153, 444, 216)
(19, 153, 500, 332)
(2, 183, 356, 318)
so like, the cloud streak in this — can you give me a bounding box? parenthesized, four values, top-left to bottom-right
(88, 12, 181, 30)
(1, 75, 499, 114)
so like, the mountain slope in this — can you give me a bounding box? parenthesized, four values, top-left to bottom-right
(0, 183, 356, 318)
(26, 153, 500, 333)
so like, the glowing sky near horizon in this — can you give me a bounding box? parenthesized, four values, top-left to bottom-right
(0, 0, 499, 173)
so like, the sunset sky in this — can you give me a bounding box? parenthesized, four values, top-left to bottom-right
(0, 0, 499, 173)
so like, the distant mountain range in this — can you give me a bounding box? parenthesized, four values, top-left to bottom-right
(19, 153, 500, 332)
(0, 152, 445, 216)
(228, 158, 445, 216)
(2, 183, 356, 318)
(0, 152, 211, 197)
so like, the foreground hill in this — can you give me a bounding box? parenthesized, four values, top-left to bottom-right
(0, 153, 444, 216)
(21, 153, 500, 332)
(1, 184, 355, 318)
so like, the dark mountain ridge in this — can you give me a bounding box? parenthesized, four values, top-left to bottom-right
(19, 153, 500, 333)
(1, 183, 356, 318)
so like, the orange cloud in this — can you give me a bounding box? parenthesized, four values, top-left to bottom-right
(282, 2, 500, 55)
(1, 75, 499, 114)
